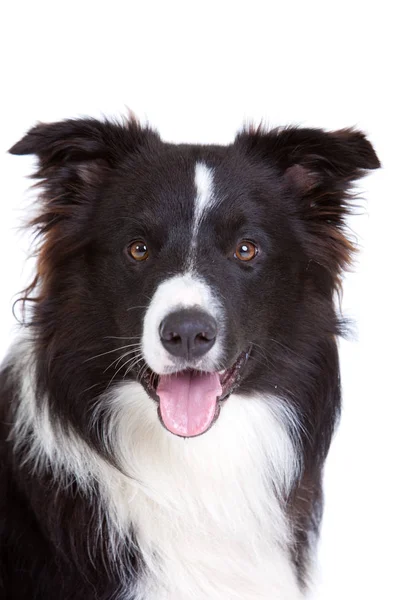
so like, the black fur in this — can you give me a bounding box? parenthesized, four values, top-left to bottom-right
(1, 117, 379, 598)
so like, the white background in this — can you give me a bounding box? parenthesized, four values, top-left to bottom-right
(0, 2, 399, 598)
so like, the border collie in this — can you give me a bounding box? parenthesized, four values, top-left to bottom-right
(0, 117, 379, 599)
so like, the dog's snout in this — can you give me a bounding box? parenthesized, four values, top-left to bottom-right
(159, 309, 217, 360)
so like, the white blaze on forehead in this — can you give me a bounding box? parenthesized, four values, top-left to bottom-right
(189, 163, 219, 266)
(194, 162, 216, 228)
(141, 272, 224, 374)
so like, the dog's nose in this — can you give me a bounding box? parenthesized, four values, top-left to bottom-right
(159, 309, 217, 360)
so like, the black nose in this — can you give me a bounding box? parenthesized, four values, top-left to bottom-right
(159, 308, 217, 360)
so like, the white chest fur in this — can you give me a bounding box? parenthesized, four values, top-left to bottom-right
(11, 350, 304, 600)
(98, 386, 304, 600)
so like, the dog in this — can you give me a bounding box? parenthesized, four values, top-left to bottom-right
(0, 117, 379, 599)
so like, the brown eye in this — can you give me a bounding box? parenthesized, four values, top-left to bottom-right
(234, 240, 258, 262)
(129, 240, 149, 261)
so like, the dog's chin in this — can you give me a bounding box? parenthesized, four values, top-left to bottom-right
(139, 348, 251, 438)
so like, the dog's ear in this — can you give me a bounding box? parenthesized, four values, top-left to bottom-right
(9, 117, 158, 190)
(9, 117, 159, 236)
(235, 126, 380, 282)
(9, 118, 160, 309)
(235, 126, 379, 189)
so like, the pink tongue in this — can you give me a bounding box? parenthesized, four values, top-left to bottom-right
(157, 371, 222, 437)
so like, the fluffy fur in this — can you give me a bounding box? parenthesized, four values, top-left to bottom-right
(0, 116, 379, 599)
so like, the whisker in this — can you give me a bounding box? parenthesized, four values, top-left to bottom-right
(84, 343, 142, 363)
(117, 356, 142, 379)
(150, 370, 159, 388)
(267, 337, 303, 359)
(105, 348, 147, 389)
(106, 358, 135, 390)
(248, 354, 272, 372)
(103, 336, 143, 341)
(111, 351, 143, 372)
(104, 348, 143, 373)
(123, 354, 145, 378)
(137, 360, 149, 384)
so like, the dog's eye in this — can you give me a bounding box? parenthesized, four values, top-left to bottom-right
(234, 241, 258, 262)
(128, 240, 149, 261)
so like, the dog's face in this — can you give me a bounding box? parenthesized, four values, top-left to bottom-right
(90, 147, 306, 435)
(10, 119, 379, 439)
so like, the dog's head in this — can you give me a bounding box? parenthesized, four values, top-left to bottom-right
(10, 118, 379, 440)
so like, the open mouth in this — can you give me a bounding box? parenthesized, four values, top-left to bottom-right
(141, 348, 251, 438)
